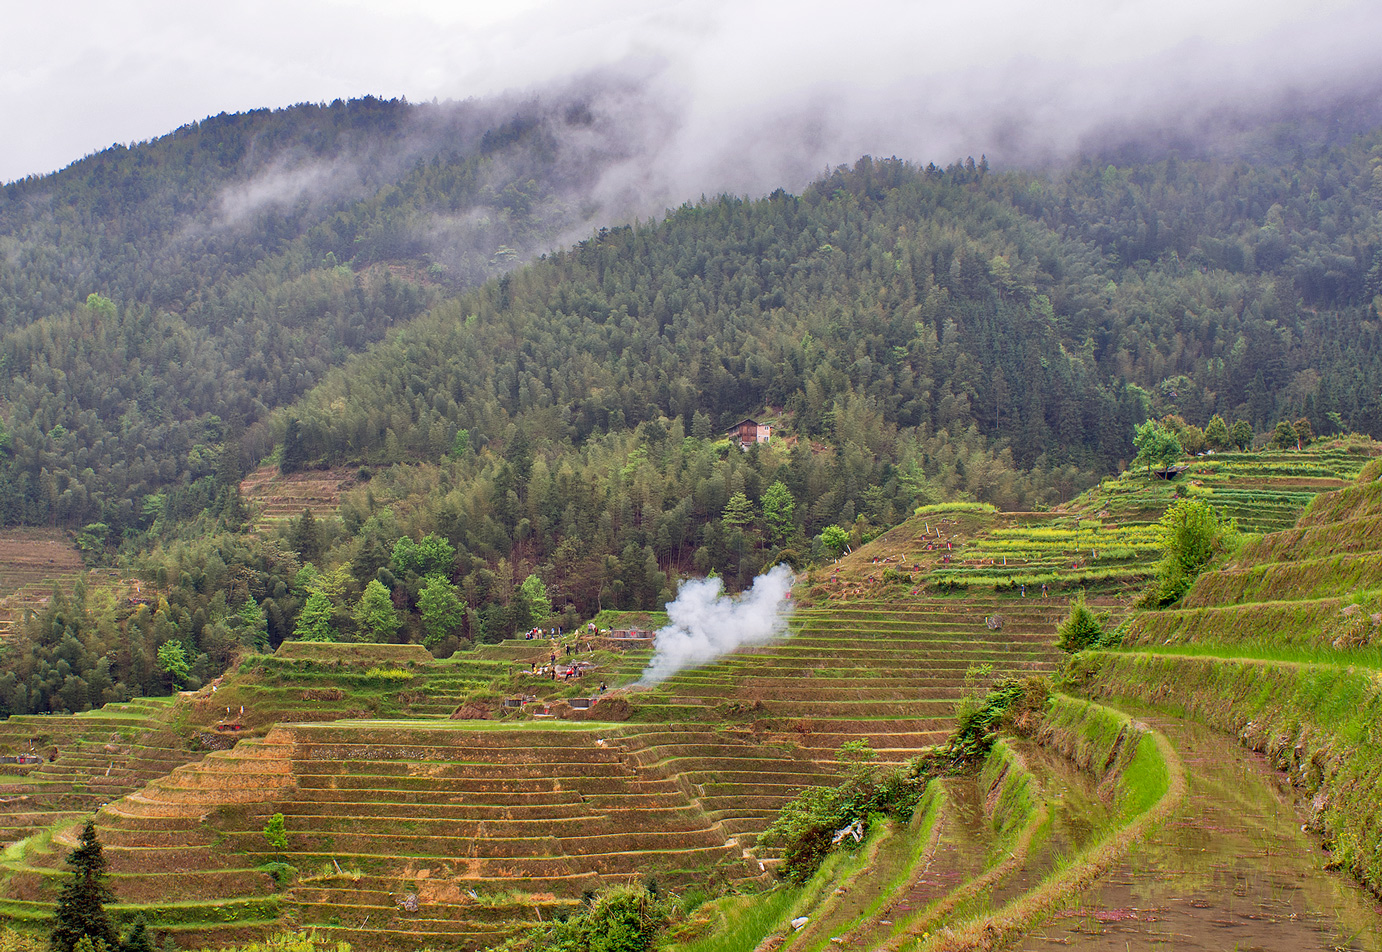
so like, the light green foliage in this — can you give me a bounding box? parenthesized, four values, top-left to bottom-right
(263, 813, 288, 851)
(391, 534, 456, 577)
(84, 293, 117, 318)
(449, 428, 470, 458)
(294, 591, 335, 642)
(1132, 419, 1183, 475)
(764, 741, 927, 882)
(155, 640, 189, 689)
(418, 574, 466, 648)
(914, 501, 998, 515)
(762, 481, 796, 548)
(202, 931, 351, 952)
(820, 524, 849, 556)
(352, 579, 400, 643)
(1055, 595, 1110, 653)
(74, 523, 108, 560)
(1155, 497, 1237, 605)
(518, 574, 552, 626)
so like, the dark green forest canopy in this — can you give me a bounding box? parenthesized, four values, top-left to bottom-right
(0, 93, 658, 533)
(0, 98, 1378, 541)
(287, 149, 1382, 476)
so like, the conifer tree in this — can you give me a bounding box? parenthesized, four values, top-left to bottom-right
(293, 591, 335, 642)
(418, 574, 466, 649)
(51, 819, 116, 952)
(353, 579, 400, 643)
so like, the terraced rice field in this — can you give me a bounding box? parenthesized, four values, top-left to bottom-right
(0, 697, 193, 844)
(89, 722, 768, 949)
(1096, 442, 1372, 531)
(0, 531, 85, 639)
(630, 599, 1065, 757)
(0, 591, 1072, 949)
(0, 445, 1377, 949)
(239, 465, 357, 529)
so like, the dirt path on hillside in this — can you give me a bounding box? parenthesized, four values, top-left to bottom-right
(1015, 713, 1382, 951)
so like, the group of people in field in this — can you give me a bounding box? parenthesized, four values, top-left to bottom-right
(525, 628, 607, 688)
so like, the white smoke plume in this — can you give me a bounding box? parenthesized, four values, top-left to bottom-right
(638, 564, 795, 686)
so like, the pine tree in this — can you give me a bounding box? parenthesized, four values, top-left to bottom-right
(280, 418, 307, 475)
(418, 574, 466, 649)
(293, 591, 335, 642)
(288, 509, 322, 564)
(762, 481, 797, 549)
(51, 819, 117, 952)
(1204, 414, 1230, 451)
(353, 579, 400, 643)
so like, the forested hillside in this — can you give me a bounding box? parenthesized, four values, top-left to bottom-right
(1, 92, 1382, 713)
(0, 89, 652, 534)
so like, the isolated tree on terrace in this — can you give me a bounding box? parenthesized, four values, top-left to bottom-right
(1155, 497, 1236, 605)
(155, 641, 189, 693)
(1204, 414, 1230, 452)
(1293, 417, 1314, 447)
(418, 574, 466, 649)
(293, 591, 335, 642)
(1268, 420, 1299, 450)
(1230, 419, 1254, 451)
(50, 819, 117, 952)
(820, 525, 849, 558)
(1131, 420, 1182, 476)
(353, 579, 400, 642)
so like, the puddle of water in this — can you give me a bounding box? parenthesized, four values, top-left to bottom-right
(1016, 713, 1382, 952)
(987, 739, 1117, 909)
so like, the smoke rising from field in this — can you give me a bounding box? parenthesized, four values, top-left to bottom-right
(638, 564, 796, 686)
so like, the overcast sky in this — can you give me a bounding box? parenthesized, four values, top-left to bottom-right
(3, 0, 1381, 188)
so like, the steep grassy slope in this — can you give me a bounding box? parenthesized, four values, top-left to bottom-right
(1068, 460, 1382, 901)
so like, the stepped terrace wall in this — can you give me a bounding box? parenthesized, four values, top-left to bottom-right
(1124, 471, 1382, 653)
(626, 601, 1064, 764)
(89, 720, 765, 949)
(1067, 651, 1382, 898)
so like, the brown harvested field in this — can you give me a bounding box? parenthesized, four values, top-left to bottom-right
(239, 464, 357, 528)
(0, 530, 88, 638)
(0, 529, 83, 597)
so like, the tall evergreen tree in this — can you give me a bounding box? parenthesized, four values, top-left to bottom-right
(51, 819, 117, 952)
(353, 579, 401, 643)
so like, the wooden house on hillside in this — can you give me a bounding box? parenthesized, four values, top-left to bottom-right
(727, 418, 772, 446)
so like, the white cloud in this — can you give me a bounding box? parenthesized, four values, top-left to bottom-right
(1, 0, 1379, 189)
